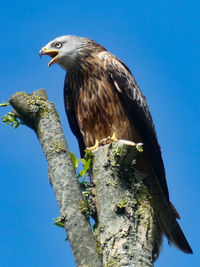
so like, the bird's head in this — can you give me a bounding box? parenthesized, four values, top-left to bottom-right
(39, 35, 105, 71)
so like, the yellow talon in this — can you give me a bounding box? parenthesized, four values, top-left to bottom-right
(87, 133, 118, 151)
(111, 132, 117, 142)
(99, 132, 118, 146)
(87, 139, 99, 151)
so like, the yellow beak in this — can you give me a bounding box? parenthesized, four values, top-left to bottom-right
(39, 47, 59, 67)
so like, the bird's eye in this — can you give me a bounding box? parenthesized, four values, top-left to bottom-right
(54, 42, 62, 48)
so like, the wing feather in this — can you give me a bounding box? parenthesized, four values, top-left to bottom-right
(104, 54, 169, 200)
(64, 74, 85, 157)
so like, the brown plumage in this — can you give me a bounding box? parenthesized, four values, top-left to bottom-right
(39, 35, 192, 255)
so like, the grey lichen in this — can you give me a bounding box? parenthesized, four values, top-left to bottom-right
(9, 90, 103, 267)
(91, 141, 156, 266)
(37, 127, 44, 140)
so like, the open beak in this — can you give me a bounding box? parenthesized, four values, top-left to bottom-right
(39, 47, 59, 67)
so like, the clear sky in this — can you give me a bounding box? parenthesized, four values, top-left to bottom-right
(0, 1, 199, 266)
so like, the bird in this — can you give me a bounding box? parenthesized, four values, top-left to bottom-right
(39, 35, 192, 255)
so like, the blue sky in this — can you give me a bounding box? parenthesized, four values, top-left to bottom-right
(0, 1, 199, 266)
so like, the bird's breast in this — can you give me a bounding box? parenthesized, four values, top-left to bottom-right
(75, 76, 138, 147)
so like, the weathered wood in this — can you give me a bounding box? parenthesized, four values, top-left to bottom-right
(92, 141, 157, 266)
(9, 89, 102, 267)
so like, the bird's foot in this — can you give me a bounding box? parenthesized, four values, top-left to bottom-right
(99, 132, 118, 146)
(86, 139, 100, 151)
(87, 133, 118, 151)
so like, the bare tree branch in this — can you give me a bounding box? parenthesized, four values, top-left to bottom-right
(9, 89, 102, 267)
(92, 141, 158, 267)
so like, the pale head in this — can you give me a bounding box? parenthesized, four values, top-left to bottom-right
(39, 35, 103, 70)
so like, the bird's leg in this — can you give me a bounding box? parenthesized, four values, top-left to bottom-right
(86, 139, 100, 151)
(99, 132, 118, 146)
(87, 133, 118, 151)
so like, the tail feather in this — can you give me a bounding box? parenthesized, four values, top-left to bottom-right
(155, 202, 193, 254)
(169, 201, 181, 220)
(167, 213, 193, 254)
(147, 173, 193, 254)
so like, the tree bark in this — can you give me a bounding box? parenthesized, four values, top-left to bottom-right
(92, 141, 156, 267)
(9, 89, 102, 267)
(9, 89, 158, 267)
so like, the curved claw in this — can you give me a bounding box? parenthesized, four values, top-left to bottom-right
(86, 139, 100, 151)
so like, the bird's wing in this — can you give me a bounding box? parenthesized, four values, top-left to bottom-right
(64, 74, 86, 158)
(104, 53, 169, 200)
(103, 53, 192, 254)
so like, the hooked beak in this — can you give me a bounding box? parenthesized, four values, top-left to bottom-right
(39, 47, 59, 67)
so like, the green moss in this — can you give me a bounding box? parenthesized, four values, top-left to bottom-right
(105, 255, 121, 267)
(93, 223, 105, 238)
(38, 105, 50, 118)
(115, 199, 134, 214)
(78, 199, 89, 214)
(116, 199, 128, 209)
(133, 182, 155, 230)
(18, 91, 27, 97)
(115, 199, 128, 214)
(52, 104, 60, 122)
(107, 143, 122, 167)
(112, 144, 122, 156)
(104, 178, 118, 186)
(94, 240, 103, 259)
(23, 93, 50, 118)
(136, 143, 143, 152)
(50, 139, 66, 153)
(53, 216, 65, 228)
